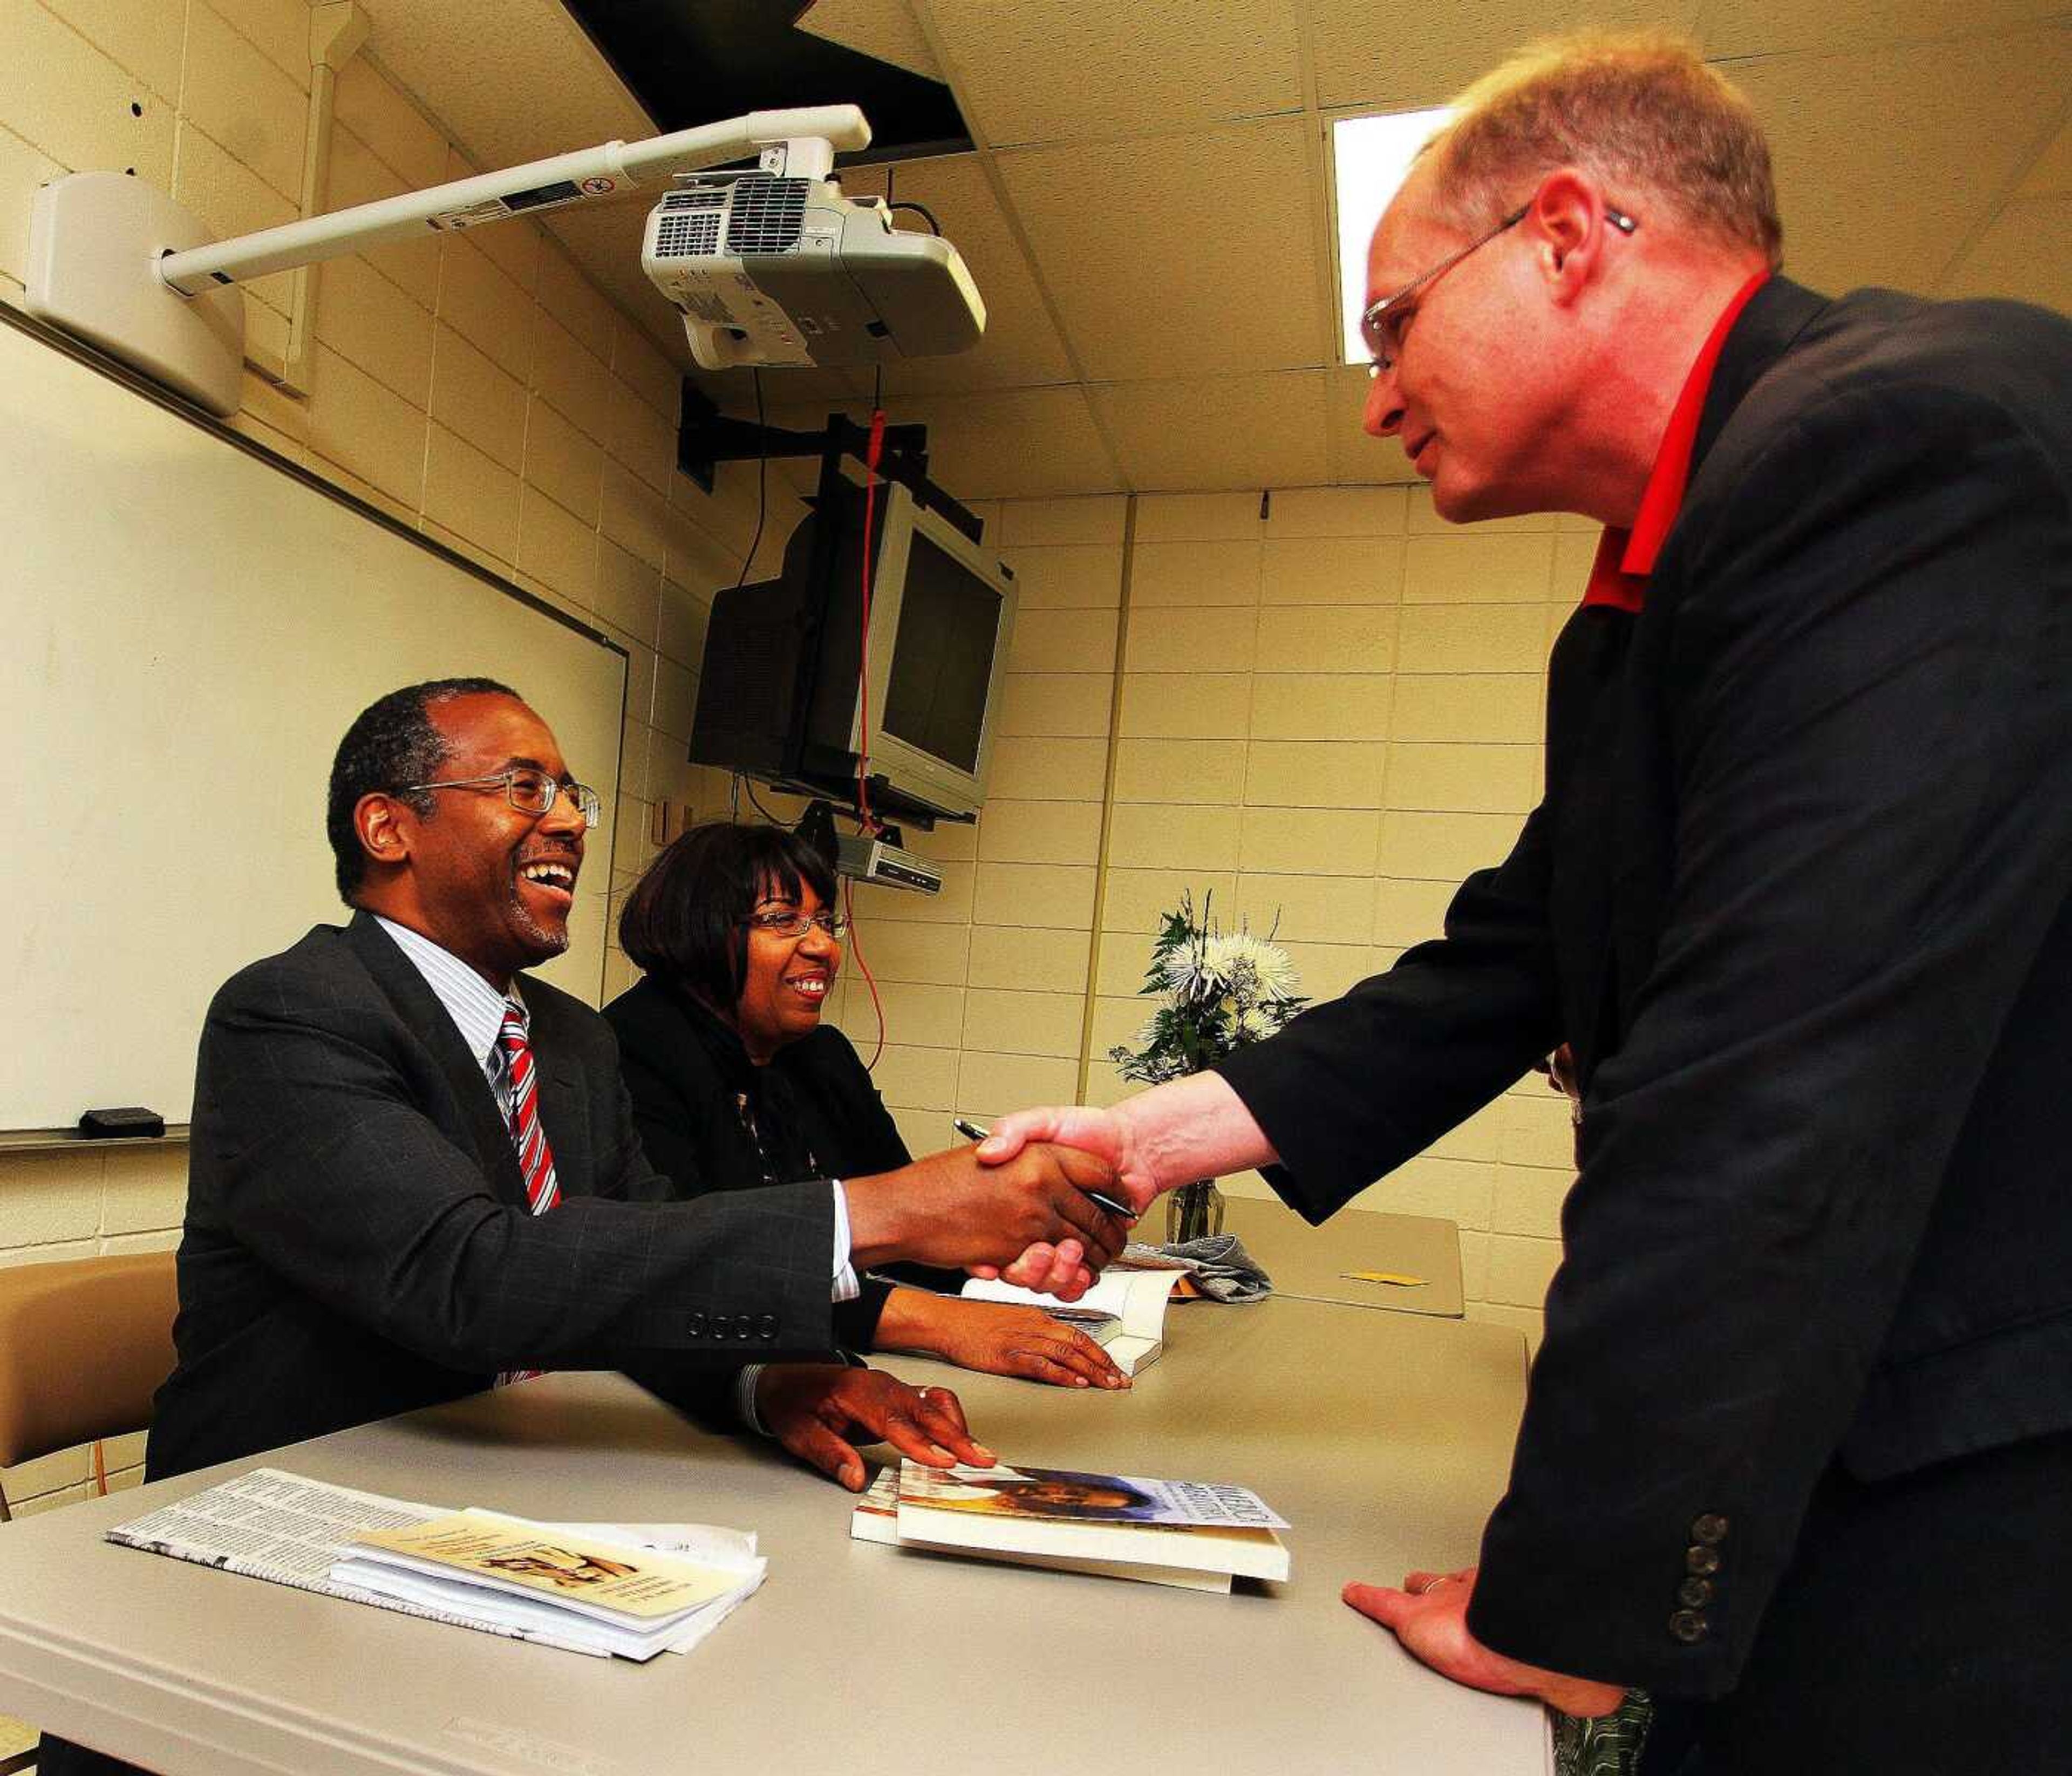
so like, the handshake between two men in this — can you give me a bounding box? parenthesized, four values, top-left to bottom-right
(746, 1128, 1151, 1493)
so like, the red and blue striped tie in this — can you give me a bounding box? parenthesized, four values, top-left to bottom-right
(495, 1003, 558, 1385)
(497, 1003, 561, 1216)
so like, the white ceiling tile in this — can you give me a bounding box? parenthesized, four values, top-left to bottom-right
(997, 119, 1327, 382)
(893, 387, 1120, 496)
(1938, 196, 2072, 314)
(839, 157, 1076, 394)
(1736, 27, 2072, 297)
(357, 0, 651, 172)
(1703, 0, 2064, 59)
(773, 386, 1121, 499)
(1092, 372, 1330, 492)
(1324, 364, 1419, 486)
(798, 0, 944, 82)
(922, 0, 1305, 145)
(1310, 0, 1704, 113)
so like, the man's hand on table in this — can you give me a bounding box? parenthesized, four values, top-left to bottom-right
(876, 1292, 1130, 1390)
(1342, 1566, 1625, 1718)
(845, 1140, 1131, 1299)
(755, 1364, 994, 1493)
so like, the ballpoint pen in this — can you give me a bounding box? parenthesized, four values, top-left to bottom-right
(953, 1117, 1137, 1222)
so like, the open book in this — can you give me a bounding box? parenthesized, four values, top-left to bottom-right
(106, 1468, 764, 1662)
(855, 1460, 1290, 1588)
(961, 1267, 1182, 1374)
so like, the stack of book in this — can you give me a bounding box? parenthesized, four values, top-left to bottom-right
(853, 1459, 1290, 1593)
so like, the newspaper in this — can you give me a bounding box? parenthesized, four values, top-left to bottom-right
(106, 1468, 763, 1661)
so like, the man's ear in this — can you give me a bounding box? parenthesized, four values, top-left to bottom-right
(1529, 167, 1612, 306)
(355, 792, 412, 874)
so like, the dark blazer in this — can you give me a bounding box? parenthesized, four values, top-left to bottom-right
(1219, 279, 2072, 1695)
(147, 913, 841, 1481)
(602, 976, 965, 1351)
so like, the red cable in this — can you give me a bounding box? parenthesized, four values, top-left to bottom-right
(849, 409, 889, 1067)
(856, 409, 887, 837)
(842, 877, 886, 1070)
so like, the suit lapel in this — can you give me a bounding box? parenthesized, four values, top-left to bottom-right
(1572, 280, 1833, 1083)
(344, 913, 528, 1207)
(1687, 277, 1828, 485)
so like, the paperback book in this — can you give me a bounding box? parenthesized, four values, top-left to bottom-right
(855, 1460, 1290, 1587)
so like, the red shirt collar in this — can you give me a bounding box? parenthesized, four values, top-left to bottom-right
(1582, 271, 1770, 612)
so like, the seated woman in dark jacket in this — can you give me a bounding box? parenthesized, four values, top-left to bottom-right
(605, 821, 1126, 1390)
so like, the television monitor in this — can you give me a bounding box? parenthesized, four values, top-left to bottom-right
(689, 472, 1018, 824)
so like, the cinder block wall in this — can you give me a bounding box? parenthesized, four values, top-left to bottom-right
(0, 0, 1587, 1521)
(805, 488, 1590, 1359)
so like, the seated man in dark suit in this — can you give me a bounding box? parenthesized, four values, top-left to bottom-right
(149, 673, 1124, 1486)
(42, 674, 1133, 1776)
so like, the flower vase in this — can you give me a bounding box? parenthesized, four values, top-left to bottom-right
(1167, 1180, 1224, 1246)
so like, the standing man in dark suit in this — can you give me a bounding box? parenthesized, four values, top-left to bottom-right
(977, 32, 2072, 1772)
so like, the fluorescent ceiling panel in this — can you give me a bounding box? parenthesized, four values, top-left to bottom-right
(1332, 107, 1451, 365)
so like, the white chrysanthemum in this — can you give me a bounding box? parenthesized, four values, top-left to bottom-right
(1160, 941, 1208, 996)
(1202, 931, 1299, 1000)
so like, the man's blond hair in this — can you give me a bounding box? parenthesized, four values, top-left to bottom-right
(1422, 31, 1782, 265)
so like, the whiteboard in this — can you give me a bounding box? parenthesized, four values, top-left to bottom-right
(0, 311, 626, 1132)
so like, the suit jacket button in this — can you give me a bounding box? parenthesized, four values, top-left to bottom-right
(1691, 1513, 1730, 1545)
(688, 1313, 707, 1337)
(756, 1315, 777, 1339)
(1685, 1544, 1721, 1576)
(1668, 1610, 1709, 1644)
(1678, 1577, 1716, 1609)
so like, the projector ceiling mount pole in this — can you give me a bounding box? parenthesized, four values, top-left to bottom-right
(25, 106, 870, 417)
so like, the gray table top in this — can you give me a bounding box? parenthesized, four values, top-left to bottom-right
(1215, 1195, 1466, 1317)
(0, 1298, 1544, 1776)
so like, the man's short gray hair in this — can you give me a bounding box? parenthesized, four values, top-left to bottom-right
(1422, 31, 1782, 266)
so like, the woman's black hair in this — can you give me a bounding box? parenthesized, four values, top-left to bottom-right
(618, 820, 838, 1010)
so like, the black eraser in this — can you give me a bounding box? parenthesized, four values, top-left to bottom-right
(78, 1106, 167, 1139)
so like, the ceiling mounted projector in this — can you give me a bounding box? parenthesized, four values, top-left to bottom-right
(642, 171, 984, 371)
(24, 106, 984, 416)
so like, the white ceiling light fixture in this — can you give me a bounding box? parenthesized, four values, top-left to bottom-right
(1331, 107, 1453, 366)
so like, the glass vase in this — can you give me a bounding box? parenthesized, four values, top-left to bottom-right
(1166, 1179, 1224, 1246)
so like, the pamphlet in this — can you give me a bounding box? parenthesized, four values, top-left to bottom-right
(105, 1468, 764, 1662)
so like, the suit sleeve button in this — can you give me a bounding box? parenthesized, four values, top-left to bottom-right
(1685, 1544, 1721, 1575)
(757, 1315, 777, 1338)
(1691, 1513, 1730, 1545)
(1677, 1577, 1716, 1609)
(1668, 1610, 1709, 1644)
(687, 1313, 707, 1337)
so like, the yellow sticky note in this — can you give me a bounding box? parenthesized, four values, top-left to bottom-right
(1343, 1270, 1426, 1288)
